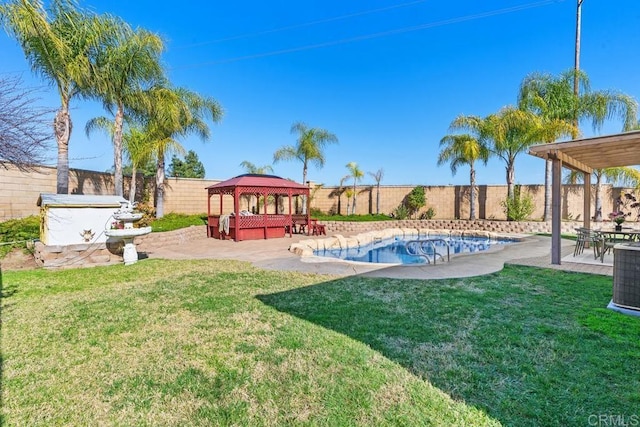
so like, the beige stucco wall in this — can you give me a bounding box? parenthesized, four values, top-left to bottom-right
(0, 163, 629, 223)
(310, 183, 622, 222)
(0, 164, 119, 220)
(163, 177, 221, 215)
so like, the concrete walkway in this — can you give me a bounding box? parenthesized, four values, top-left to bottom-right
(144, 233, 613, 279)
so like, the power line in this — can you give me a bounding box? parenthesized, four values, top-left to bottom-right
(172, 0, 566, 70)
(174, 0, 432, 49)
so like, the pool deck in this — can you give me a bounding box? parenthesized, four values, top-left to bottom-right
(144, 233, 613, 279)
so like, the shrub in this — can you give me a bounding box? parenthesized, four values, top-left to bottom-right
(393, 204, 409, 220)
(420, 208, 436, 220)
(0, 215, 40, 257)
(406, 186, 426, 219)
(310, 208, 325, 217)
(394, 186, 427, 220)
(501, 185, 534, 221)
(134, 202, 156, 227)
(150, 213, 207, 232)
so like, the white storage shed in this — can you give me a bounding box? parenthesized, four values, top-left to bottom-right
(38, 194, 128, 246)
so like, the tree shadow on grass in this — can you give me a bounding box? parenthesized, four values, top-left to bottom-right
(0, 265, 18, 426)
(257, 266, 640, 427)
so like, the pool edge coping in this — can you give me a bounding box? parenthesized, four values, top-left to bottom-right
(289, 228, 531, 265)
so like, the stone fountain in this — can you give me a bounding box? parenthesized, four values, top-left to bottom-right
(105, 201, 152, 265)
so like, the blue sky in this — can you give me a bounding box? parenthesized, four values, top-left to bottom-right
(2, 0, 639, 186)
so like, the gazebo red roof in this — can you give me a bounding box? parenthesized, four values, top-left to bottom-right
(205, 174, 308, 192)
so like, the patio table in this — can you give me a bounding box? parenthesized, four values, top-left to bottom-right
(596, 228, 640, 262)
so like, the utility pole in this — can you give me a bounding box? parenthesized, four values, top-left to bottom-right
(573, 0, 584, 137)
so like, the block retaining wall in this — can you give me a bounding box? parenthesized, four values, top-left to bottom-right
(32, 221, 587, 269)
(320, 220, 583, 236)
(135, 225, 204, 252)
(34, 241, 125, 269)
(34, 226, 205, 269)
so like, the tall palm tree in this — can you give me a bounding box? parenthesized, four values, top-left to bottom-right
(344, 188, 354, 215)
(450, 107, 539, 202)
(519, 69, 637, 220)
(273, 121, 338, 214)
(238, 162, 274, 211)
(333, 175, 348, 215)
(520, 70, 636, 140)
(518, 75, 579, 220)
(86, 116, 155, 203)
(1, 0, 117, 194)
(143, 86, 223, 217)
(437, 134, 490, 220)
(368, 168, 384, 215)
(529, 117, 576, 220)
(345, 161, 364, 215)
(239, 161, 273, 175)
(90, 24, 164, 197)
(123, 125, 155, 203)
(238, 162, 275, 211)
(567, 167, 640, 221)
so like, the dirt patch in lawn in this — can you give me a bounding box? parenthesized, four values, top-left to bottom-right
(0, 248, 38, 271)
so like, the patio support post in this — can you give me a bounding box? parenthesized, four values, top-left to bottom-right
(207, 191, 211, 238)
(233, 187, 240, 242)
(262, 190, 268, 239)
(552, 157, 563, 264)
(583, 172, 591, 230)
(288, 190, 293, 237)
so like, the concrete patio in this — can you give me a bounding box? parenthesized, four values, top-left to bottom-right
(142, 229, 613, 279)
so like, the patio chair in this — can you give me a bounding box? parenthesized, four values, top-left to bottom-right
(573, 227, 600, 259)
(310, 219, 326, 236)
(599, 229, 636, 262)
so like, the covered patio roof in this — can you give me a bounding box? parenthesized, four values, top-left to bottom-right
(528, 130, 640, 264)
(529, 130, 640, 173)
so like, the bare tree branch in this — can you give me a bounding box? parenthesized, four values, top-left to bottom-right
(0, 75, 53, 169)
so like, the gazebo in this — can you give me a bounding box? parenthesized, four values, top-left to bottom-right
(528, 130, 640, 264)
(205, 174, 310, 241)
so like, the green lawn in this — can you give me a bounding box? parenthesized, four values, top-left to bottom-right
(1, 260, 639, 426)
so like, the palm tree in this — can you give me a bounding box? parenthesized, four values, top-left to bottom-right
(239, 161, 274, 211)
(518, 75, 580, 220)
(567, 167, 640, 221)
(123, 125, 155, 203)
(368, 168, 384, 215)
(520, 70, 636, 140)
(143, 86, 223, 217)
(344, 188, 354, 215)
(90, 24, 164, 197)
(86, 116, 156, 203)
(437, 134, 490, 220)
(239, 161, 274, 175)
(1, 0, 117, 194)
(345, 162, 364, 215)
(273, 121, 338, 214)
(333, 175, 348, 215)
(450, 107, 539, 201)
(519, 69, 637, 220)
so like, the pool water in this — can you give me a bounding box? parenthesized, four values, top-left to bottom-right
(314, 235, 515, 264)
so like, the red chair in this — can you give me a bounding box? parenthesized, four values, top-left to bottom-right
(310, 219, 326, 236)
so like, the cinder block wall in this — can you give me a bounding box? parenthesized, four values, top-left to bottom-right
(164, 177, 221, 215)
(0, 164, 118, 220)
(310, 183, 620, 221)
(0, 163, 627, 224)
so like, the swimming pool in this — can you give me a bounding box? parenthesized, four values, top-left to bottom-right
(313, 234, 516, 265)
